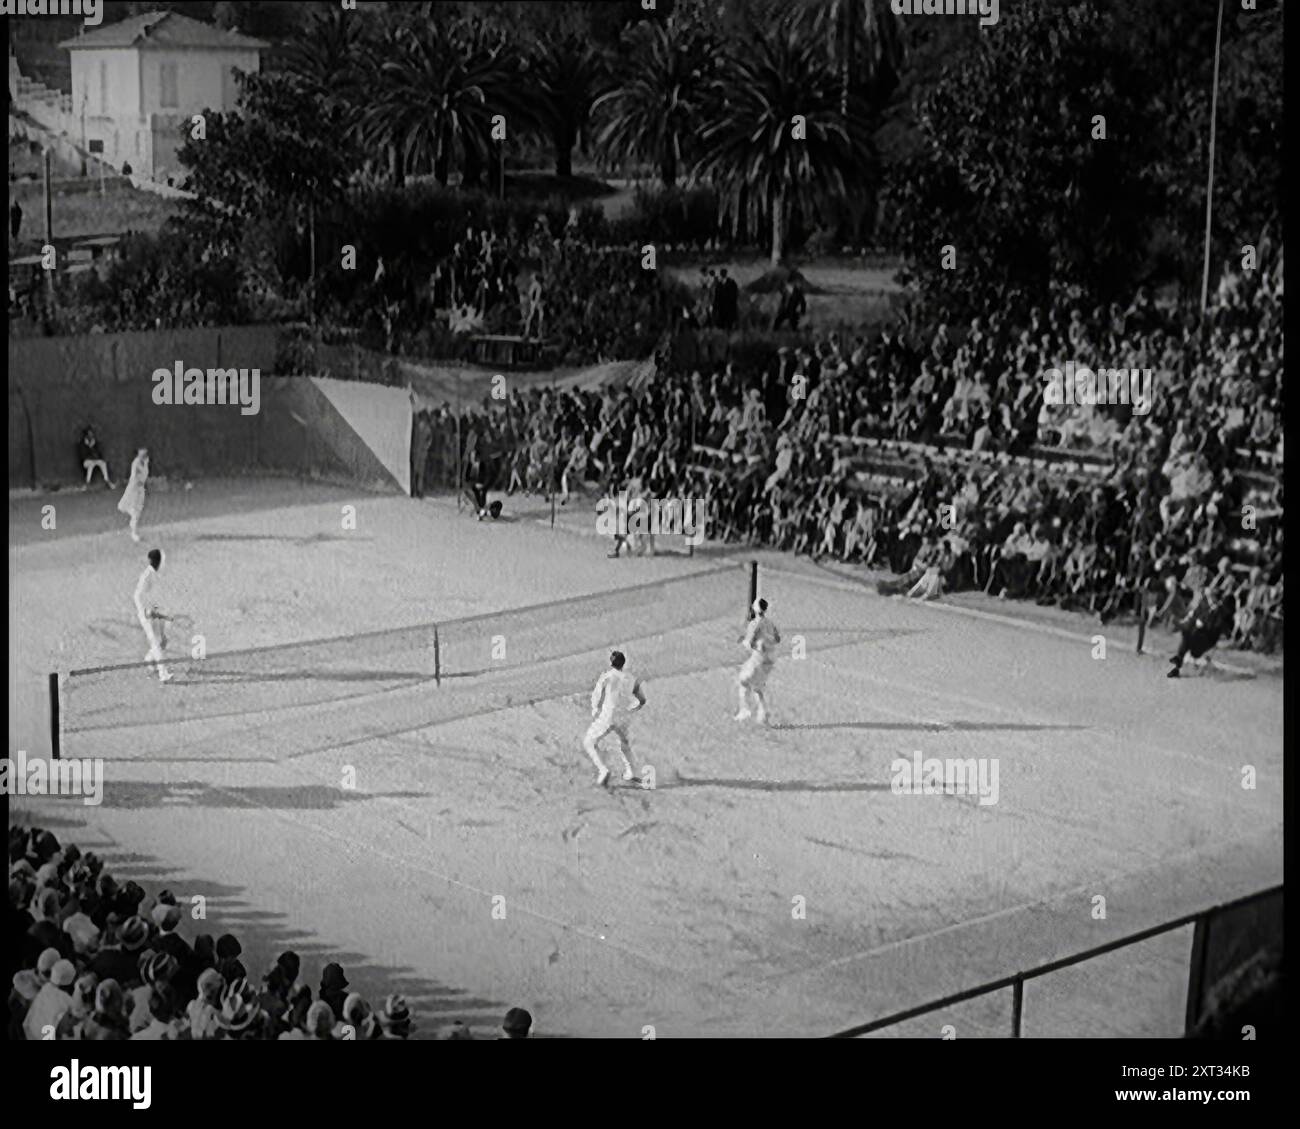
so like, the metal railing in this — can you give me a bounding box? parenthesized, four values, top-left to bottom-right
(829, 884, 1282, 1038)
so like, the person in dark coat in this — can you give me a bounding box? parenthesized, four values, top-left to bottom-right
(82, 979, 130, 1041)
(716, 268, 740, 331)
(90, 915, 150, 986)
(411, 411, 433, 499)
(24, 888, 73, 966)
(214, 933, 246, 983)
(152, 903, 196, 1002)
(319, 962, 349, 1021)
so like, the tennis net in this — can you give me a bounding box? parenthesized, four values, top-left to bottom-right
(56, 561, 751, 757)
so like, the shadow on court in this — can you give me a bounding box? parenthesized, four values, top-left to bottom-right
(775, 719, 1087, 733)
(665, 775, 895, 795)
(7, 808, 506, 1038)
(95, 780, 430, 812)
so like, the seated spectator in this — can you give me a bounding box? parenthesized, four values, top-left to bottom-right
(77, 426, 113, 488)
(82, 979, 130, 1041)
(217, 978, 264, 1041)
(500, 1006, 533, 1040)
(379, 995, 413, 1040)
(187, 968, 225, 1041)
(131, 985, 185, 1040)
(258, 951, 300, 1037)
(319, 962, 349, 1021)
(214, 933, 246, 983)
(54, 973, 98, 1040)
(281, 1000, 335, 1041)
(335, 992, 382, 1040)
(24, 955, 76, 1040)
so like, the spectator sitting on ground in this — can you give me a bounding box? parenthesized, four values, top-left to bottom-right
(77, 427, 114, 488)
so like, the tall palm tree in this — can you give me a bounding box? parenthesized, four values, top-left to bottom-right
(693, 12, 875, 265)
(528, 30, 610, 178)
(281, 6, 368, 123)
(802, 0, 905, 117)
(356, 16, 529, 188)
(591, 16, 717, 187)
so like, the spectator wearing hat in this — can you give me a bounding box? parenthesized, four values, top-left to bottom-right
(25, 958, 77, 1040)
(378, 995, 413, 1040)
(129, 951, 178, 1033)
(131, 985, 185, 1040)
(8, 968, 42, 1040)
(319, 962, 349, 1020)
(91, 914, 149, 986)
(112, 880, 146, 922)
(281, 1000, 335, 1041)
(86, 873, 117, 929)
(82, 979, 130, 1041)
(214, 933, 246, 984)
(257, 951, 300, 1036)
(31, 829, 61, 865)
(281, 980, 312, 1034)
(55, 972, 98, 1040)
(192, 933, 216, 976)
(187, 967, 225, 1041)
(62, 909, 101, 959)
(217, 977, 265, 1041)
(335, 992, 382, 1040)
(500, 1006, 533, 1039)
(152, 902, 195, 1000)
(25, 887, 73, 966)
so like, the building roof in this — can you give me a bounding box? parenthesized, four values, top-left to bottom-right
(60, 11, 268, 52)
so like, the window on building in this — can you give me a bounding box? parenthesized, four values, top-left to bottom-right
(160, 62, 178, 109)
(99, 62, 108, 113)
(222, 66, 239, 108)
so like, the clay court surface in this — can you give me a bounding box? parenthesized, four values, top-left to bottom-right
(8, 481, 1282, 1038)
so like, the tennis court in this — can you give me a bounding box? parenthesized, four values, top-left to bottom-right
(8, 480, 1283, 1037)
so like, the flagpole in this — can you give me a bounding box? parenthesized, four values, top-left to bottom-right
(1200, 0, 1226, 319)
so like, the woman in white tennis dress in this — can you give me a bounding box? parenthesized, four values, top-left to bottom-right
(117, 448, 150, 542)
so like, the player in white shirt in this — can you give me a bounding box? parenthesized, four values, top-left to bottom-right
(134, 548, 173, 683)
(118, 448, 150, 542)
(736, 598, 780, 724)
(583, 650, 645, 788)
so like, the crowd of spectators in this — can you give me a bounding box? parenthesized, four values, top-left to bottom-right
(7, 826, 536, 1041)
(419, 250, 1282, 653)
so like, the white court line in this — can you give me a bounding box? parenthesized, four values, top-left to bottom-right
(763, 841, 1280, 988)
(798, 652, 1236, 776)
(160, 755, 747, 998)
(762, 563, 1266, 678)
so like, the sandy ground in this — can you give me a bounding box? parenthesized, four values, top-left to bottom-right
(8, 479, 1282, 1038)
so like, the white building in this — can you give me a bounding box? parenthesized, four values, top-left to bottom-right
(59, 10, 267, 185)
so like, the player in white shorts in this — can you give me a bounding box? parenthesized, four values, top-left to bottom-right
(736, 598, 780, 724)
(134, 547, 173, 683)
(583, 650, 645, 788)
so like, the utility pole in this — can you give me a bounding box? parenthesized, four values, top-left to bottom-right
(1200, 0, 1226, 319)
(308, 197, 317, 324)
(43, 148, 53, 244)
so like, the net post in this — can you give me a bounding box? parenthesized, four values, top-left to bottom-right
(433, 625, 441, 688)
(48, 672, 61, 760)
(748, 559, 758, 617)
(1184, 908, 1215, 1035)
